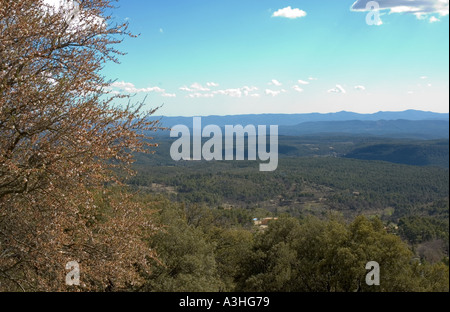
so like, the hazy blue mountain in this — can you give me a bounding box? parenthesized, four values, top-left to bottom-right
(278, 120, 449, 139)
(150, 110, 449, 128)
(149, 110, 449, 139)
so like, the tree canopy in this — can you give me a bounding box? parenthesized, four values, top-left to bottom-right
(0, 0, 159, 291)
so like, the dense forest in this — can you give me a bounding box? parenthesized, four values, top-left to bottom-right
(122, 135, 450, 292)
(119, 193, 449, 292)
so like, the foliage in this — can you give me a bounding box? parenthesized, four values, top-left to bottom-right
(0, 0, 159, 291)
(236, 216, 448, 292)
(139, 196, 221, 292)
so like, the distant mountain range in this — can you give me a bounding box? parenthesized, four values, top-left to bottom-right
(151, 110, 448, 126)
(149, 110, 449, 139)
(278, 120, 449, 139)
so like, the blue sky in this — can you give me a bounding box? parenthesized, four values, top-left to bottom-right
(102, 0, 449, 116)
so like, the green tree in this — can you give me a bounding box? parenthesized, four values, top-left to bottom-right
(237, 215, 449, 292)
(207, 227, 253, 291)
(140, 198, 220, 292)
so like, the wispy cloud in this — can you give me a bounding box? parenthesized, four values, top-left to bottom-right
(292, 85, 304, 93)
(241, 86, 259, 96)
(187, 93, 214, 98)
(190, 82, 210, 92)
(429, 15, 441, 22)
(111, 81, 135, 90)
(265, 89, 286, 97)
(272, 6, 307, 19)
(268, 79, 282, 86)
(179, 82, 210, 92)
(354, 85, 366, 91)
(181, 84, 259, 98)
(179, 86, 192, 92)
(327, 84, 347, 94)
(212, 86, 259, 98)
(110, 81, 165, 94)
(265, 89, 281, 97)
(297, 79, 310, 85)
(213, 88, 242, 98)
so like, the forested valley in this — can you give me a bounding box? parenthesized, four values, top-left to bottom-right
(122, 135, 449, 292)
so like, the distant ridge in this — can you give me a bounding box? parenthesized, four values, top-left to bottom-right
(151, 110, 449, 128)
(278, 120, 449, 140)
(147, 110, 449, 140)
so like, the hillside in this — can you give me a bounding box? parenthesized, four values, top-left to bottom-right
(344, 140, 449, 167)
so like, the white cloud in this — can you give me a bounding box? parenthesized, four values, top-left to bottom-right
(354, 85, 366, 91)
(190, 82, 210, 92)
(292, 85, 304, 93)
(110, 81, 166, 94)
(414, 12, 428, 19)
(272, 6, 307, 19)
(142, 86, 165, 93)
(162, 93, 176, 98)
(420, 76, 428, 79)
(43, 0, 74, 12)
(429, 16, 441, 22)
(111, 81, 135, 90)
(187, 93, 214, 98)
(242, 86, 259, 96)
(181, 84, 258, 98)
(212, 86, 259, 98)
(179, 86, 192, 92)
(42, 0, 105, 31)
(265, 89, 286, 97)
(268, 79, 282, 86)
(213, 88, 242, 98)
(297, 80, 310, 85)
(265, 89, 281, 97)
(389, 6, 422, 14)
(308, 77, 318, 81)
(351, 0, 449, 19)
(327, 84, 347, 94)
(179, 83, 211, 92)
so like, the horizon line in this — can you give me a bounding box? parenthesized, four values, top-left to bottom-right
(150, 109, 450, 119)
